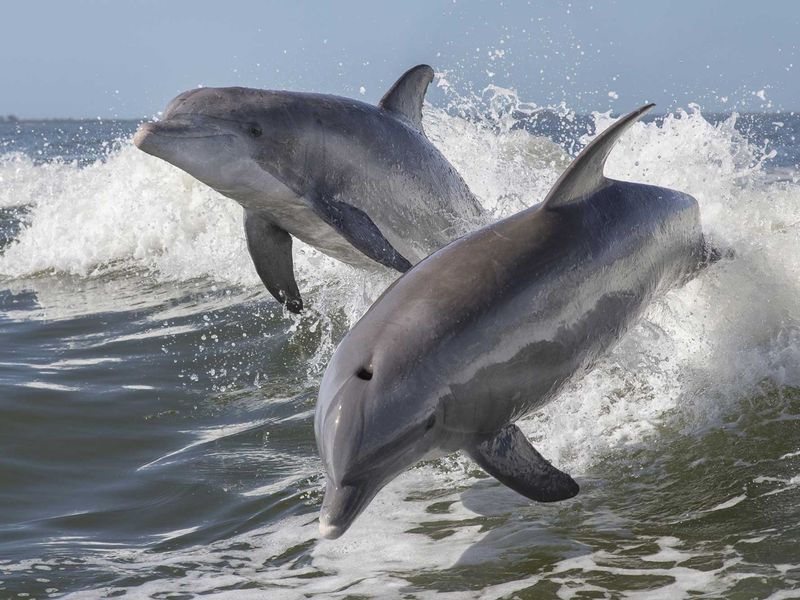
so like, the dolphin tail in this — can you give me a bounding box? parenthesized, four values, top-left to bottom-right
(467, 424, 579, 502)
(700, 235, 734, 267)
(682, 235, 732, 284)
(244, 210, 303, 313)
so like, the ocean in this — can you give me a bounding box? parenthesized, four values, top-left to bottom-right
(1, 94, 799, 598)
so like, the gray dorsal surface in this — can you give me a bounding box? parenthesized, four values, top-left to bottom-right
(314, 103, 713, 539)
(133, 64, 482, 314)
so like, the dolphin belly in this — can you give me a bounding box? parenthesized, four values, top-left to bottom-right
(232, 188, 388, 270)
(278, 205, 390, 270)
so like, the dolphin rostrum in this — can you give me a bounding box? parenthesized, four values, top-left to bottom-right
(314, 104, 717, 539)
(134, 65, 483, 313)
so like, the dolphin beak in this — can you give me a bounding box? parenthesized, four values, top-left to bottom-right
(133, 118, 229, 156)
(319, 479, 378, 540)
(133, 122, 159, 153)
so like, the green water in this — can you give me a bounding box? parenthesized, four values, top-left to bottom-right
(2, 112, 799, 598)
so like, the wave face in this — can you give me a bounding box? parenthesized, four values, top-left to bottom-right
(1, 97, 799, 599)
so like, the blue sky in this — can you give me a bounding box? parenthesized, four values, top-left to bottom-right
(2, 0, 798, 118)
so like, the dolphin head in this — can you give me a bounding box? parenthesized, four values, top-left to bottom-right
(314, 325, 448, 539)
(133, 87, 300, 199)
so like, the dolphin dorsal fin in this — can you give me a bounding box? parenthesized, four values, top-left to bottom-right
(379, 64, 434, 134)
(542, 103, 655, 209)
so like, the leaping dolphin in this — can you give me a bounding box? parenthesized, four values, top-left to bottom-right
(314, 104, 717, 539)
(134, 65, 483, 313)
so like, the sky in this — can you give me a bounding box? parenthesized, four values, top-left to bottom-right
(1, 0, 798, 118)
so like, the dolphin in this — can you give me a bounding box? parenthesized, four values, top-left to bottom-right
(314, 104, 717, 539)
(133, 65, 483, 313)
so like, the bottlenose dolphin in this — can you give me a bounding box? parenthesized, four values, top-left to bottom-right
(314, 104, 716, 539)
(133, 65, 483, 312)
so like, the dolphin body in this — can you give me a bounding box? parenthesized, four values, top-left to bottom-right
(134, 65, 483, 313)
(314, 104, 716, 539)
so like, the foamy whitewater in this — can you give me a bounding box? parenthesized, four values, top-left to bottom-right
(1, 91, 799, 599)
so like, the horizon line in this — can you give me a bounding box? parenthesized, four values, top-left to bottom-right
(2, 108, 798, 123)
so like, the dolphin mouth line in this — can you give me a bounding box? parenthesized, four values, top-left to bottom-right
(319, 480, 377, 539)
(137, 128, 232, 141)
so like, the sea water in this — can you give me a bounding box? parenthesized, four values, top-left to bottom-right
(1, 92, 799, 598)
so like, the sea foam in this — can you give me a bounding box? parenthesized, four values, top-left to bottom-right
(4, 94, 800, 598)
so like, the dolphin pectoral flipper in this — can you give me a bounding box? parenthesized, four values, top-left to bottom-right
(244, 210, 303, 313)
(309, 195, 413, 273)
(468, 424, 579, 503)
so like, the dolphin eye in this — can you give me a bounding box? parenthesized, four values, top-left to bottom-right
(249, 125, 262, 138)
(425, 414, 436, 431)
(356, 367, 373, 381)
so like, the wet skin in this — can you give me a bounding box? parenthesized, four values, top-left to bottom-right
(314, 105, 712, 539)
(134, 65, 483, 313)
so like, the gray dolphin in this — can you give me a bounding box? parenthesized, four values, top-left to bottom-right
(133, 65, 483, 313)
(314, 104, 717, 539)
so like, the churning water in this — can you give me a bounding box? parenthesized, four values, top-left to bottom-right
(1, 91, 799, 598)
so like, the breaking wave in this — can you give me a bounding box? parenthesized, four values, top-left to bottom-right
(2, 90, 799, 598)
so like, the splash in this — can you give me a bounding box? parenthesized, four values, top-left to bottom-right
(2, 97, 799, 435)
(3, 91, 800, 599)
(513, 105, 800, 473)
(0, 148, 260, 284)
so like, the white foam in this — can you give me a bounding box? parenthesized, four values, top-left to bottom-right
(136, 419, 269, 471)
(20, 381, 78, 392)
(3, 95, 800, 598)
(704, 494, 747, 512)
(0, 149, 259, 285)
(760, 475, 800, 497)
(43, 357, 122, 369)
